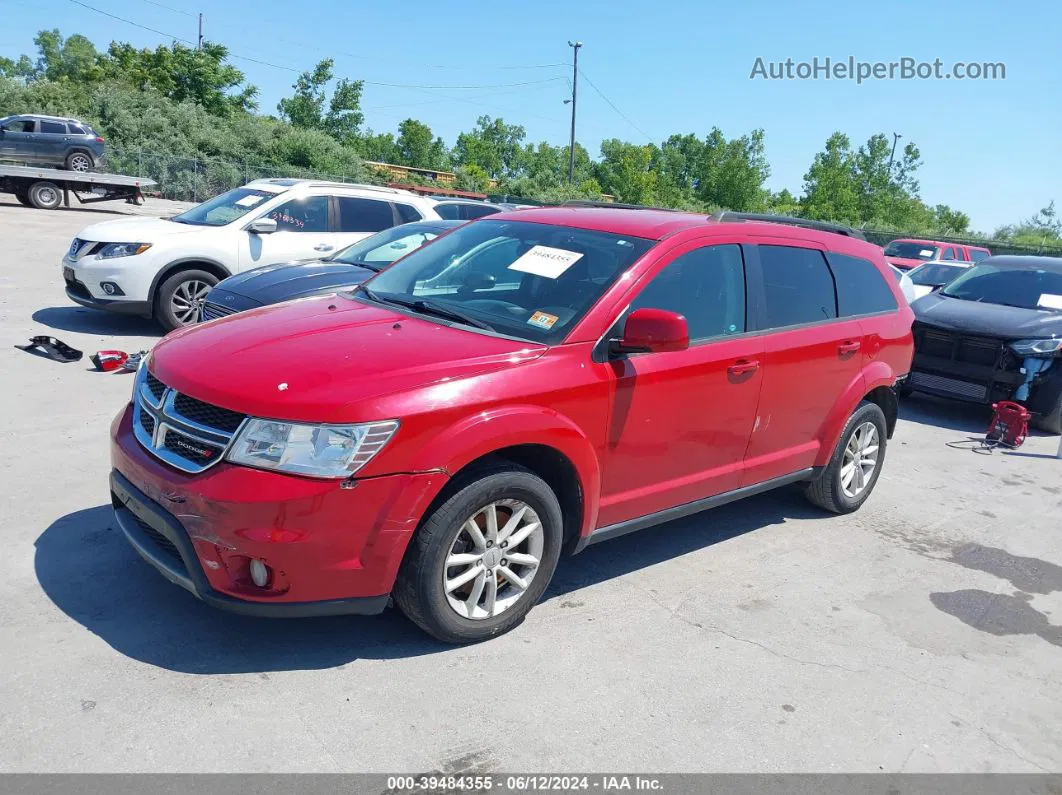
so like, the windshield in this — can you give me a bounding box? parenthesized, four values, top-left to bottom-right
(332, 224, 448, 268)
(171, 187, 278, 227)
(355, 219, 654, 343)
(941, 263, 1062, 311)
(884, 241, 939, 260)
(910, 263, 967, 286)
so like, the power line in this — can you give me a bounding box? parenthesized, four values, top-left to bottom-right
(135, 0, 195, 18)
(579, 69, 655, 143)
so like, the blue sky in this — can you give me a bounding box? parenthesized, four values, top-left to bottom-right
(2, 0, 1059, 232)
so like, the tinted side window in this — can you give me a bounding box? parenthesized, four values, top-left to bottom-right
(970, 249, 990, 262)
(268, 195, 330, 232)
(337, 197, 395, 232)
(826, 252, 898, 316)
(434, 204, 462, 220)
(462, 204, 502, 219)
(758, 245, 837, 328)
(630, 244, 746, 342)
(68, 124, 86, 135)
(5, 119, 34, 132)
(395, 203, 422, 223)
(941, 247, 955, 260)
(39, 120, 66, 134)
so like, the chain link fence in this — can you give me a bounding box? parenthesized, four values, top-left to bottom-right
(101, 145, 376, 203)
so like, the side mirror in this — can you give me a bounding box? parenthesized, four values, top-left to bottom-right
(610, 308, 689, 356)
(247, 217, 278, 235)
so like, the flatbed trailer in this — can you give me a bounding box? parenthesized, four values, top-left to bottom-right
(0, 164, 157, 210)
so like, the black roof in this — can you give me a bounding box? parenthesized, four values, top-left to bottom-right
(980, 255, 1062, 272)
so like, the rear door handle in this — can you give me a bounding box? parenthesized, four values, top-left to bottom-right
(314, 244, 334, 252)
(838, 341, 861, 354)
(728, 359, 760, 376)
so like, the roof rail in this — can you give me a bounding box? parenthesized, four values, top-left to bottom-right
(305, 181, 410, 194)
(714, 212, 868, 241)
(560, 199, 685, 213)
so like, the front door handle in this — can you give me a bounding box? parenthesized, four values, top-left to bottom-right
(838, 340, 862, 354)
(314, 244, 334, 252)
(728, 359, 760, 376)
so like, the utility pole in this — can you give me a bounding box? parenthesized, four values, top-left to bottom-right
(887, 131, 902, 174)
(197, 13, 204, 51)
(567, 40, 582, 184)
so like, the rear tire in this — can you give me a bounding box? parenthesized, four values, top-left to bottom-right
(805, 401, 888, 514)
(154, 269, 218, 331)
(394, 463, 563, 644)
(27, 181, 62, 210)
(64, 150, 93, 172)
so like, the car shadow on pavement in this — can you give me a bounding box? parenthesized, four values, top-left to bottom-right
(31, 307, 161, 337)
(36, 490, 819, 673)
(898, 393, 993, 433)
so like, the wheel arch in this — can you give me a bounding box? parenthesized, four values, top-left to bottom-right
(814, 362, 899, 467)
(408, 406, 600, 545)
(148, 258, 232, 306)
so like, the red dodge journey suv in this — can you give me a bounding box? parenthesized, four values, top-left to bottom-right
(110, 207, 914, 643)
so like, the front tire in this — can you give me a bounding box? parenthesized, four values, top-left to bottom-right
(805, 401, 888, 514)
(394, 463, 563, 643)
(154, 269, 218, 331)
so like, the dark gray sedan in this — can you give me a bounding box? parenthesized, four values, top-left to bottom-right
(199, 220, 462, 321)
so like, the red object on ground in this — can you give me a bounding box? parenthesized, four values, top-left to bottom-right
(986, 401, 1031, 448)
(91, 350, 129, 371)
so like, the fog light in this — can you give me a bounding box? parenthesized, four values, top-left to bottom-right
(100, 281, 125, 296)
(249, 559, 270, 588)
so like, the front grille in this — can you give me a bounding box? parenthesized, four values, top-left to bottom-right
(173, 393, 245, 433)
(145, 372, 166, 402)
(915, 324, 1005, 367)
(909, 372, 988, 401)
(200, 301, 237, 322)
(133, 370, 245, 473)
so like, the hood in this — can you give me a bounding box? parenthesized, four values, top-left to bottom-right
(214, 260, 376, 304)
(77, 215, 204, 242)
(913, 292, 1062, 339)
(886, 256, 925, 270)
(151, 295, 546, 423)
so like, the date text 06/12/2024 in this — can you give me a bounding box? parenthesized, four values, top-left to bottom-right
(385, 775, 664, 792)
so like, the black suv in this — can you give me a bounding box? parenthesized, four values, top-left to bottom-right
(0, 114, 106, 172)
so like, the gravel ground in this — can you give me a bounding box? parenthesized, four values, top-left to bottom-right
(1, 196, 1061, 773)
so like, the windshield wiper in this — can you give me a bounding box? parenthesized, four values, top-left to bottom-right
(335, 259, 383, 272)
(361, 289, 495, 331)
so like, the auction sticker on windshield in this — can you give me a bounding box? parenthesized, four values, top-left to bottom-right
(527, 310, 560, 330)
(508, 245, 584, 279)
(1039, 294, 1062, 310)
(235, 195, 265, 207)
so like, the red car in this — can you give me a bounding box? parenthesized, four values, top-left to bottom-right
(883, 238, 992, 270)
(110, 208, 914, 643)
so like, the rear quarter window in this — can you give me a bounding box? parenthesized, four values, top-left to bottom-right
(826, 253, 899, 316)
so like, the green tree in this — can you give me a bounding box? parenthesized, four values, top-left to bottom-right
(933, 204, 970, 235)
(395, 118, 448, 169)
(454, 163, 491, 192)
(278, 58, 363, 141)
(32, 29, 103, 83)
(0, 55, 34, 79)
(800, 132, 860, 223)
(452, 115, 526, 180)
(104, 40, 257, 114)
(595, 139, 658, 205)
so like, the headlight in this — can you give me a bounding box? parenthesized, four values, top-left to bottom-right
(98, 242, 152, 259)
(226, 419, 399, 478)
(1008, 338, 1062, 356)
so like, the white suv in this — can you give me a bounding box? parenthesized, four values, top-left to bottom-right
(61, 179, 441, 330)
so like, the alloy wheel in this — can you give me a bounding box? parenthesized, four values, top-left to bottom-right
(69, 153, 91, 172)
(171, 279, 212, 325)
(840, 421, 880, 498)
(443, 499, 544, 620)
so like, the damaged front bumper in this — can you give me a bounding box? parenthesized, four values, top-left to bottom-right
(909, 324, 1062, 414)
